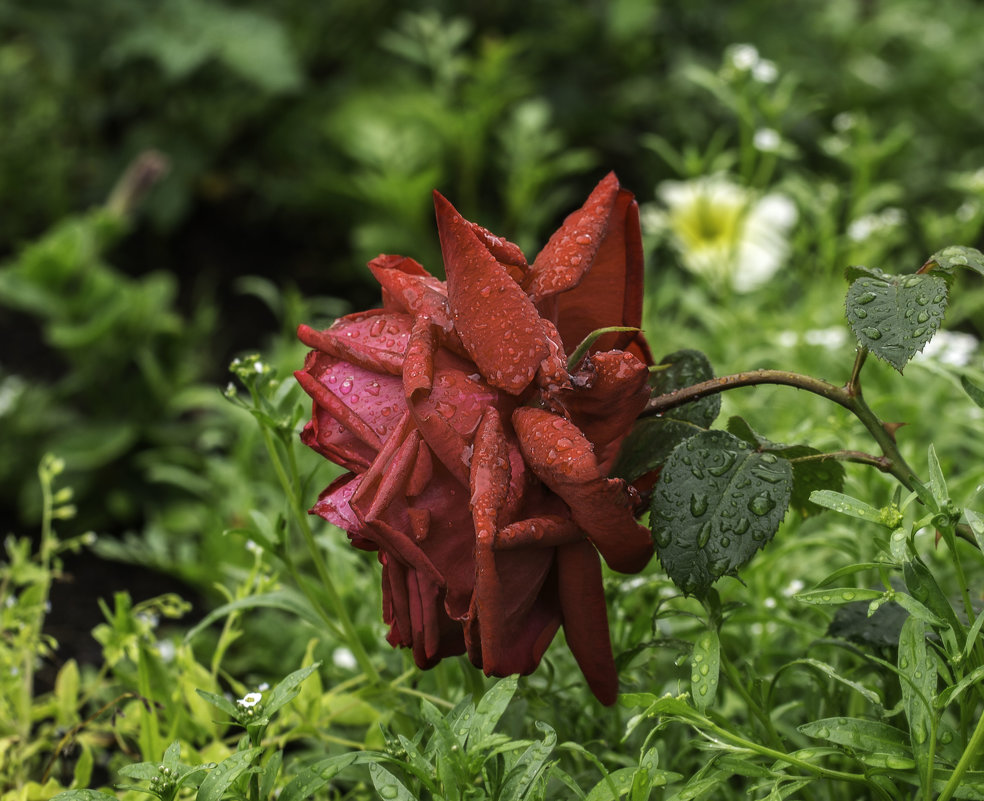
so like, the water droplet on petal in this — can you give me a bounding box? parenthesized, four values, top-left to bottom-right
(575, 234, 592, 245)
(339, 378, 354, 395)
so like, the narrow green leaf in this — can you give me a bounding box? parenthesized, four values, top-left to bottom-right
(786, 658, 884, 706)
(51, 793, 119, 801)
(279, 753, 375, 801)
(960, 376, 984, 409)
(262, 662, 321, 718)
(585, 767, 637, 801)
(690, 627, 720, 713)
(808, 490, 885, 524)
(117, 762, 161, 781)
(194, 689, 239, 719)
(795, 588, 884, 605)
(258, 750, 282, 801)
(799, 717, 913, 767)
(963, 508, 984, 553)
(183, 590, 322, 642)
(898, 617, 936, 791)
(467, 676, 517, 750)
(927, 443, 948, 504)
(650, 430, 792, 596)
(499, 721, 557, 801)
(903, 558, 963, 636)
(369, 763, 416, 801)
(845, 270, 948, 372)
(196, 748, 261, 801)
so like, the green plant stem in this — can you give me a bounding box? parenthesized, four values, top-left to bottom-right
(938, 707, 984, 801)
(718, 652, 783, 751)
(644, 367, 922, 491)
(258, 424, 379, 683)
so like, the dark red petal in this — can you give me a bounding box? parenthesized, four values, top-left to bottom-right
(551, 179, 651, 360)
(566, 350, 651, 473)
(434, 191, 549, 395)
(513, 406, 653, 574)
(367, 254, 455, 333)
(527, 172, 620, 303)
(298, 315, 409, 376)
(557, 541, 618, 705)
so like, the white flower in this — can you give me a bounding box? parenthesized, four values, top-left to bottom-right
(803, 327, 849, 349)
(656, 175, 797, 292)
(752, 59, 778, 83)
(753, 128, 782, 153)
(332, 647, 358, 670)
(728, 43, 760, 71)
(847, 208, 904, 242)
(237, 691, 263, 708)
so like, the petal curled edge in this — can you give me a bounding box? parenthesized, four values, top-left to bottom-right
(526, 172, 620, 303)
(513, 406, 653, 574)
(551, 178, 651, 361)
(434, 191, 549, 395)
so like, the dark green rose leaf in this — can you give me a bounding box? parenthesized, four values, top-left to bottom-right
(844, 264, 892, 283)
(961, 375, 984, 409)
(650, 430, 792, 597)
(925, 245, 984, 280)
(612, 349, 718, 483)
(727, 416, 844, 516)
(845, 272, 947, 372)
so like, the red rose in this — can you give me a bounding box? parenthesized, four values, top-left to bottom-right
(295, 173, 654, 704)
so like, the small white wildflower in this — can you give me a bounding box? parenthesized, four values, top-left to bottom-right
(253, 361, 265, 373)
(156, 640, 176, 663)
(332, 647, 358, 670)
(764, 597, 777, 609)
(752, 59, 778, 83)
(728, 43, 760, 71)
(783, 578, 805, 597)
(915, 330, 978, 367)
(777, 331, 799, 348)
(622, 576, 648, 590)
(257, 682, 270, 692)
(238, 691, 263, 708)
(245, 539, 263, 555)
(847, 208, 904, 242)
(832, 112, 857, 132)
(82, 531, 98, 546)
(753, 128, 782, 153)
(5, 594, 16, 608)
(803, 327, 848, 349)
(136, 612, 160, 629)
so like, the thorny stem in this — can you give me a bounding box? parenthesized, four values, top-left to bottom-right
(643, 362, 922, 492)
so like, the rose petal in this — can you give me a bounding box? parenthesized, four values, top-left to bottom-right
(298, 314, 409, 376)
(526, 172, 620, 303)
(566, 350, 651, 473)
(513, 406, 653, 574)
(435, 191, 549, 395)
(367, 254, 455, 333)
(557, 541, 618, 705)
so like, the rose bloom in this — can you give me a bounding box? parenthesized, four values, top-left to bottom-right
(295, 173, 654, 704)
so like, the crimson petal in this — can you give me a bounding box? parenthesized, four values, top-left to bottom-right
(435, 191, 549, 395)
(513, 406, 653, 574)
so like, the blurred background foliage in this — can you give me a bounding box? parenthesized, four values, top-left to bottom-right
(1, 0, 984, 623)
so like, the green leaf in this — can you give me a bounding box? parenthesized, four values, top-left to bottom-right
(727, 417, 844, 516)
(902, 558, 963, 636)
(963, 508, 984, 553)
(845, 270, 948, 372)
(369, 763, 416, 801)
(467, 676, 517, 750)
(196, 748, 261, 801)
(279, 753, 375, 801)
(499, 721, 557, 800)
(612, 349, 719, 483)
(690, 627, 720, 713)
(183, 590, 323, 642)
(51, 793, 119, 801)
(961, 375, 984, 409)
(807, 490, 886, 525)
(785, 658, 883, 707)
(261, 662, 321, 718)
(195, 689, 239, 719)
(798, 717, 914, 769)
(898, 617, 936, 790)
(795, 588, 884, 605)
(925, 245, 984, 279)
(650, 430, 792, 596)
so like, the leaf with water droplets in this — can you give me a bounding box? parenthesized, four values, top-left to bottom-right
(924, 245, 984, 281)
(650, 430, 792, 597)
(799, 717, 913, 768)
(845, 271, 948, 372)
(899, 616, 935, 791)
(727, 416, 844, 516)
(690, 627, 720, 713)
(612, 349, 719, 483)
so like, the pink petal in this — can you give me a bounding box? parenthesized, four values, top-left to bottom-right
(434, 191, 550, 395)
(298, 314, 409, 376)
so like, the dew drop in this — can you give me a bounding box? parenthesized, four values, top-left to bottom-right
(366, 381, 381, 396)
(570, 255, 582, 266)
(862, 327, 882, 340)
(707, 451, 737, 477)
(556, 437, 573, 449)
(840, 590, 856, 601)
(855, 308, 867, 318)
(933, 294, 944, 303)
(699, 664, 710, 676)
(857, 292, 877, 304)
(436, 401, 455, 418)
(917, 295, 929, 306)
(697, 522, 712, 548)
(816, 727, 830, 739)
(575, 233, 592, 245)
(720, 536, 730, 547)
(748, 493, 775, 516)
(480, 286, 492, 298)
(734, 518, 750, 535)
(913, 326, 926, 337)
(339, 378, 354, 395)
(379, 786, 399, 800)
(690, 493, 709, 517)
(698, 685, 708, 696)
(916, 311, 929, 323)
(369, 318, 386, 337)
(902, 276, 922, 288)
(654, 528, 672, 549)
